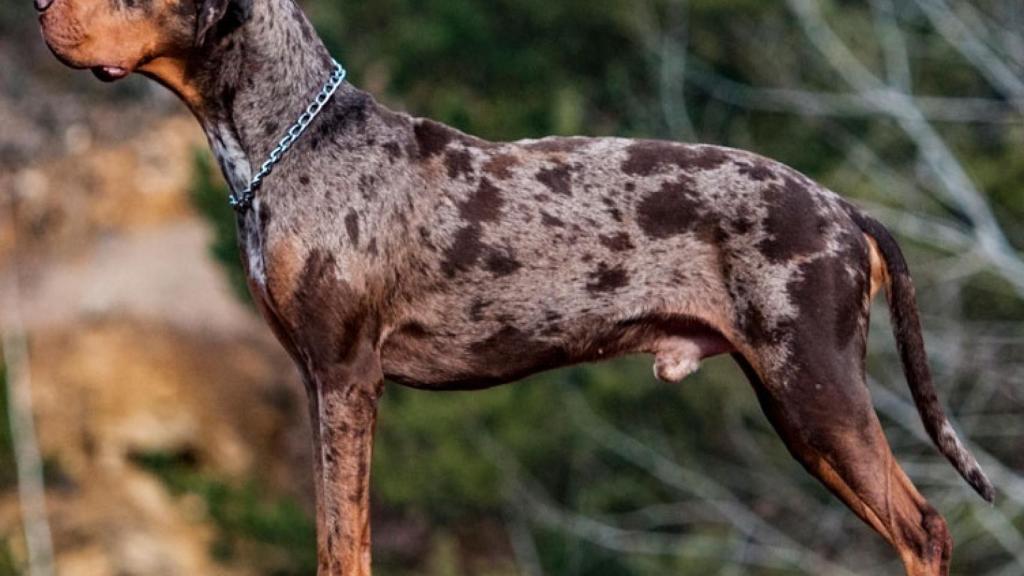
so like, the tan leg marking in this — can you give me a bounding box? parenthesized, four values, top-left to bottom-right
(866, 233, 889, 301)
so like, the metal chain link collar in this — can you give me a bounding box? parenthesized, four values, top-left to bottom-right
(230, 59, 347, 213)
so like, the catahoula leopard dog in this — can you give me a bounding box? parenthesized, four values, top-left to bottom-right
(36, 0, 995, 573)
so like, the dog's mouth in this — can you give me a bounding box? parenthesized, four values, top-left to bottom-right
(39, 13, 134, 82)
(91, 66, 130, 82)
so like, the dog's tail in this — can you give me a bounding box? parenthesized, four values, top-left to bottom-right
(848, 206, 995, 503)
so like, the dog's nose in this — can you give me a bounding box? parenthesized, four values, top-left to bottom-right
(34, 0, 55, 12)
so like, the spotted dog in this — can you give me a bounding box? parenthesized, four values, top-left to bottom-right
(36, 0, 994, 573)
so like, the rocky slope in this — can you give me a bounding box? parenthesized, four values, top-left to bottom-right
(1, 63, 315, 573)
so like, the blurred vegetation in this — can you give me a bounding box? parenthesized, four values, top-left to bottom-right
(0, 363, 20, 576)
(6, 0, 1017, 572)
(181, 0, 1024, 574)
(370, 358, 795, 575)
(0, 539, 17, 576)
(0, 364, 14, 491)
(132, 450, 317, 576)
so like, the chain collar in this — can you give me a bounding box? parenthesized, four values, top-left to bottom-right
(229, 59, 347, 213)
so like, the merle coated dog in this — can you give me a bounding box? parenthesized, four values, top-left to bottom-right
(35, 0, 994, 573)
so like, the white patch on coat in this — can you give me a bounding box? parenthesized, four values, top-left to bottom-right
(206, 121, 253, 194)
(203, 121, 268, 288)
(245, 200, 269, 289)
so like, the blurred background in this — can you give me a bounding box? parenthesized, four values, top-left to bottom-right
(2, 0, 1024, 574)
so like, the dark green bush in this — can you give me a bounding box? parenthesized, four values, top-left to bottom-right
(0, 363, 15, 491)
(133, 451, 317, 576)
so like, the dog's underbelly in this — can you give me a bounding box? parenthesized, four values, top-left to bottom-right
(380, 304, 735, 390)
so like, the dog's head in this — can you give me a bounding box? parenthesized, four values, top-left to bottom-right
(37, 0, 250, 82)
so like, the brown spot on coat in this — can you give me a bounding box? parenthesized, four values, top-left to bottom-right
(791, 235, 868, 348)
(689, 147, 729, 170)
(459, 180, 504, 223)
(784, 247, 868, 378)
(484, 250, 522, 277)
(445, 148, 474, 179)
(758, 178, 825, 262)
(524, 138, 586, 153)
(636, 177, 701, 239)
(586, 263, 630, 294)
(382, 141, 403, 162)
(345, 210, 360, 246)
(483, 154, 521, 179)
(468, 326, 569, 380)
(313, 91, 371, 141)
(602, 197, 624, 222)
(288, 250, 374, 367)
(737, 303, 784, 349)
(737, 161, 774, 182)
(469, 299, 490, 322)
(599, 232, 635, 252)
(540, 212, 565, 227)
(622, 141, 730, 176)
(536, 164, 572, 196)
(393, 320, 431, 339)
(414, 119, 457, 157)
(441, 226, 485, 277)
(258, 203, 273, 236)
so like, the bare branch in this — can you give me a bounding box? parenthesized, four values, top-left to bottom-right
(914, 0, 1024, 110)
(868, 0, 913, 92)
(1, 199, 55, 576)
(686, 63, 1019, 124)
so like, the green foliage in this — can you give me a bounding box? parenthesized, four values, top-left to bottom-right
(0, 363, 19, 576)
(312, 0, 651, 140)
(372, 358, 776, 575)
(0, 363, 15, 491)
(133, 451, 316, 576)
(0, 537, 18, 576)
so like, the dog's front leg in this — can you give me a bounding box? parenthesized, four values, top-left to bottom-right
(307, 339, 384, 576)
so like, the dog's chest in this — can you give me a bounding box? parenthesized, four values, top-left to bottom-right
(235, 210, 315, 359)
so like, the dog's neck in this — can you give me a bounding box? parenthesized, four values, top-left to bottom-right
(143, 0, 371, 194)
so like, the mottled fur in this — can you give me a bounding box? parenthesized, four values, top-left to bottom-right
(36, 0, 995, 574)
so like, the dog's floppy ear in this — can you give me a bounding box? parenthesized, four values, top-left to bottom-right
(195, 0, 252, 47)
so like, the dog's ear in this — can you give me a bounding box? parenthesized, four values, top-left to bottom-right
(195, 0, 252, 47)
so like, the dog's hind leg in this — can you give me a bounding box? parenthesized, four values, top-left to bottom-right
(736, 351, 951, 576)
(732, 250, 952, 575)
